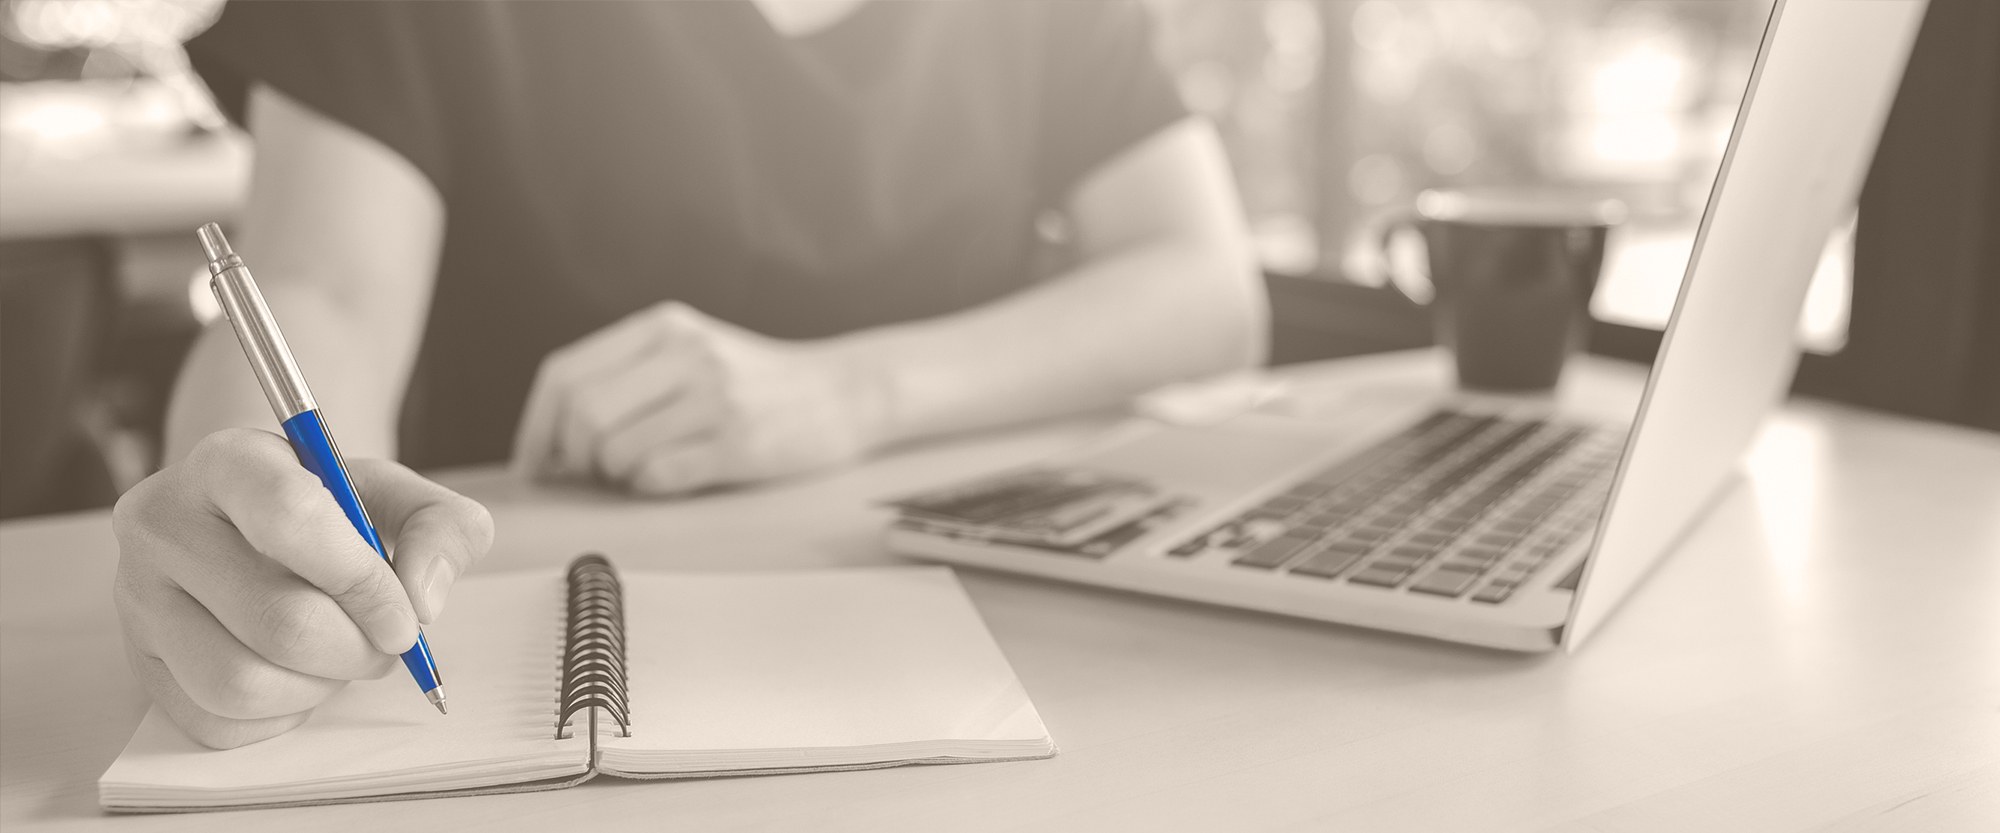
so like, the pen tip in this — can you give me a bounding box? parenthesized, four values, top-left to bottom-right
(427, 687, 448, 715)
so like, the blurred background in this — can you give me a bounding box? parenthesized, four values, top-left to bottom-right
(2, 0, 1994, 519)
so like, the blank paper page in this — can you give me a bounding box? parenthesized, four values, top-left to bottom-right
(100, 572, 586, 807)
(601, 567, 1050, 769)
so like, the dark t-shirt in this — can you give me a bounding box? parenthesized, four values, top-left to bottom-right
(187, 1, 1185, 468)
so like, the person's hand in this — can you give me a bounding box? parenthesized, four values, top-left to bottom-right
(511, 301, 886, 495)
(112, 429, 493, 749)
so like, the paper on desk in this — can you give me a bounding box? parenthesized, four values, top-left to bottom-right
(599, 568, 1052, 772)
(99, 574, 585, 807)
(1134, 372, 1291, 426)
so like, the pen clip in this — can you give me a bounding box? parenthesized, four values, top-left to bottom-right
(199, 224, 317, 422)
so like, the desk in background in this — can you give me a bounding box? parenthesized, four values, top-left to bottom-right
(3, 352, 1996, 831)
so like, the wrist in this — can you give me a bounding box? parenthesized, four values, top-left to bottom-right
(821, 331, 903, 455)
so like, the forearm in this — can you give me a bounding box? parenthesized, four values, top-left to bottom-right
(165, 84, 442, 464)
(838, 235, 1267, 448)
(166, 281, 407, 463)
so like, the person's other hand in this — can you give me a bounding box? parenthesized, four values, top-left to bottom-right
(511, 301, 885, 495)
(112, 429, 493, 749)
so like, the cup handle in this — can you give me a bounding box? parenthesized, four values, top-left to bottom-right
(1376, 213, 1435, 305)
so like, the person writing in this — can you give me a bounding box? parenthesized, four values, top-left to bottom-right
(113, 0, 1266, 748)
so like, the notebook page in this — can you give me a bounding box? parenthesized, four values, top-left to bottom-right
(600, 567, 1051, 773)
(100, 572, 585, 807)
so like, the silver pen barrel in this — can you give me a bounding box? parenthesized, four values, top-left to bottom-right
(199, 223, 318, 422)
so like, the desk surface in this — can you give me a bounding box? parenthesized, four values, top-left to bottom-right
(4, 352, 1997, 832)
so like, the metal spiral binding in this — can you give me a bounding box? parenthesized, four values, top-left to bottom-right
(555, 553, 631, 739)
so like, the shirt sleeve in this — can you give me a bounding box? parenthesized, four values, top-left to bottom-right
(1035, 0, 1190, 205)
(186, 0, 454, 191)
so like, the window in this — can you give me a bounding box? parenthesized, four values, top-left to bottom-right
(1147, 0, 1850, 353)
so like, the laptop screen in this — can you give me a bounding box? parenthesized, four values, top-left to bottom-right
(1563, 0, 1928, 648)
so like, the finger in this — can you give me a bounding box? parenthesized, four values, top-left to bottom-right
(116, 449, 389, 680)
(347, 459, 495, 624)
(512, 302, 689, 477)
(156, 525, 401, 679)
(551, 347, 663, 479)
(187, 429, 419, 656)
(513, 354, 580, 481)
(630, 442, 726, 496)
(596, 387, 724, 484)
(549, 306, 712, 478)
(125, 640, 314, 750)
(557, 347, 708, 479)
(136, 581, 351, 720)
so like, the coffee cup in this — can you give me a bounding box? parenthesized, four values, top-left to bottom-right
(1381, 188, 1625, 392)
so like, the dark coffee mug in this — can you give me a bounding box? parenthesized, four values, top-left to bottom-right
(1382, 189, 1625, 392)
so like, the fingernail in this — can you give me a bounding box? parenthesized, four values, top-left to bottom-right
(365, 604, 419, 653)
(419, 562, 448, 624)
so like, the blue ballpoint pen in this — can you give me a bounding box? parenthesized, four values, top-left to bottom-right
(197, 223, 448, 715)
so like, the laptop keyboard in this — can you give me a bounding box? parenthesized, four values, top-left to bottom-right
(1164, 410, 1622, 604)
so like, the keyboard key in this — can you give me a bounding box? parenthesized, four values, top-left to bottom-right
(1470, 583, 1517, 604)
(1440, 561, 1496, 579)
(1442, 550, 1496, 571)
(1301, 510, 1353, 531)
(1166, 536, 1210, 558)
(1518, 495, 1564, 512)
(1422, 520, 1464, 539)
(1389, 543, 1436, 559)
(1362, 515, 1406, 531)
(1323, 539, 1377, 556)
(1428, 518, 1479, 537)
(1232, 532, 1318, 570)
(1291, 547, 1367, 578)
(1459, 543, 1508, 561)
(1283, 481, 1335, 500)
(1372, 555, 1425, 574)
(1347, 564, 1411, 588)
(1260, 495, 1308, 515)
(1374, 508, 1417, 527)
(1406, 531, 1455, 548)
(1410, 568, 1480, 597)
(1437, 507, 1483, 525)
(1525, 539, 1567, 560)
(1324, 490, 1371, 508)
(1380, 511, 1422, 528)
(1292, 517, 1338, 536)
(1509, 508, 1557, 527)
(1316, 504, 1367, 524)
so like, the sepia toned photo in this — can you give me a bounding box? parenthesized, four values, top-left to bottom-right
(1, 1, 1994, 830)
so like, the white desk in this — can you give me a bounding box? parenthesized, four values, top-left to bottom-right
(4, 352, 1997, 831)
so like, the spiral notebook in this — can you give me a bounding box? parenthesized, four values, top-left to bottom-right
(100, 556, 1055, 813)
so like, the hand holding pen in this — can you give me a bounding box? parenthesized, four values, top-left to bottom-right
(108, 226, 493, 749)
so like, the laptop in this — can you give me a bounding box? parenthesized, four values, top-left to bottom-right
(886, 0, 1929, 652)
